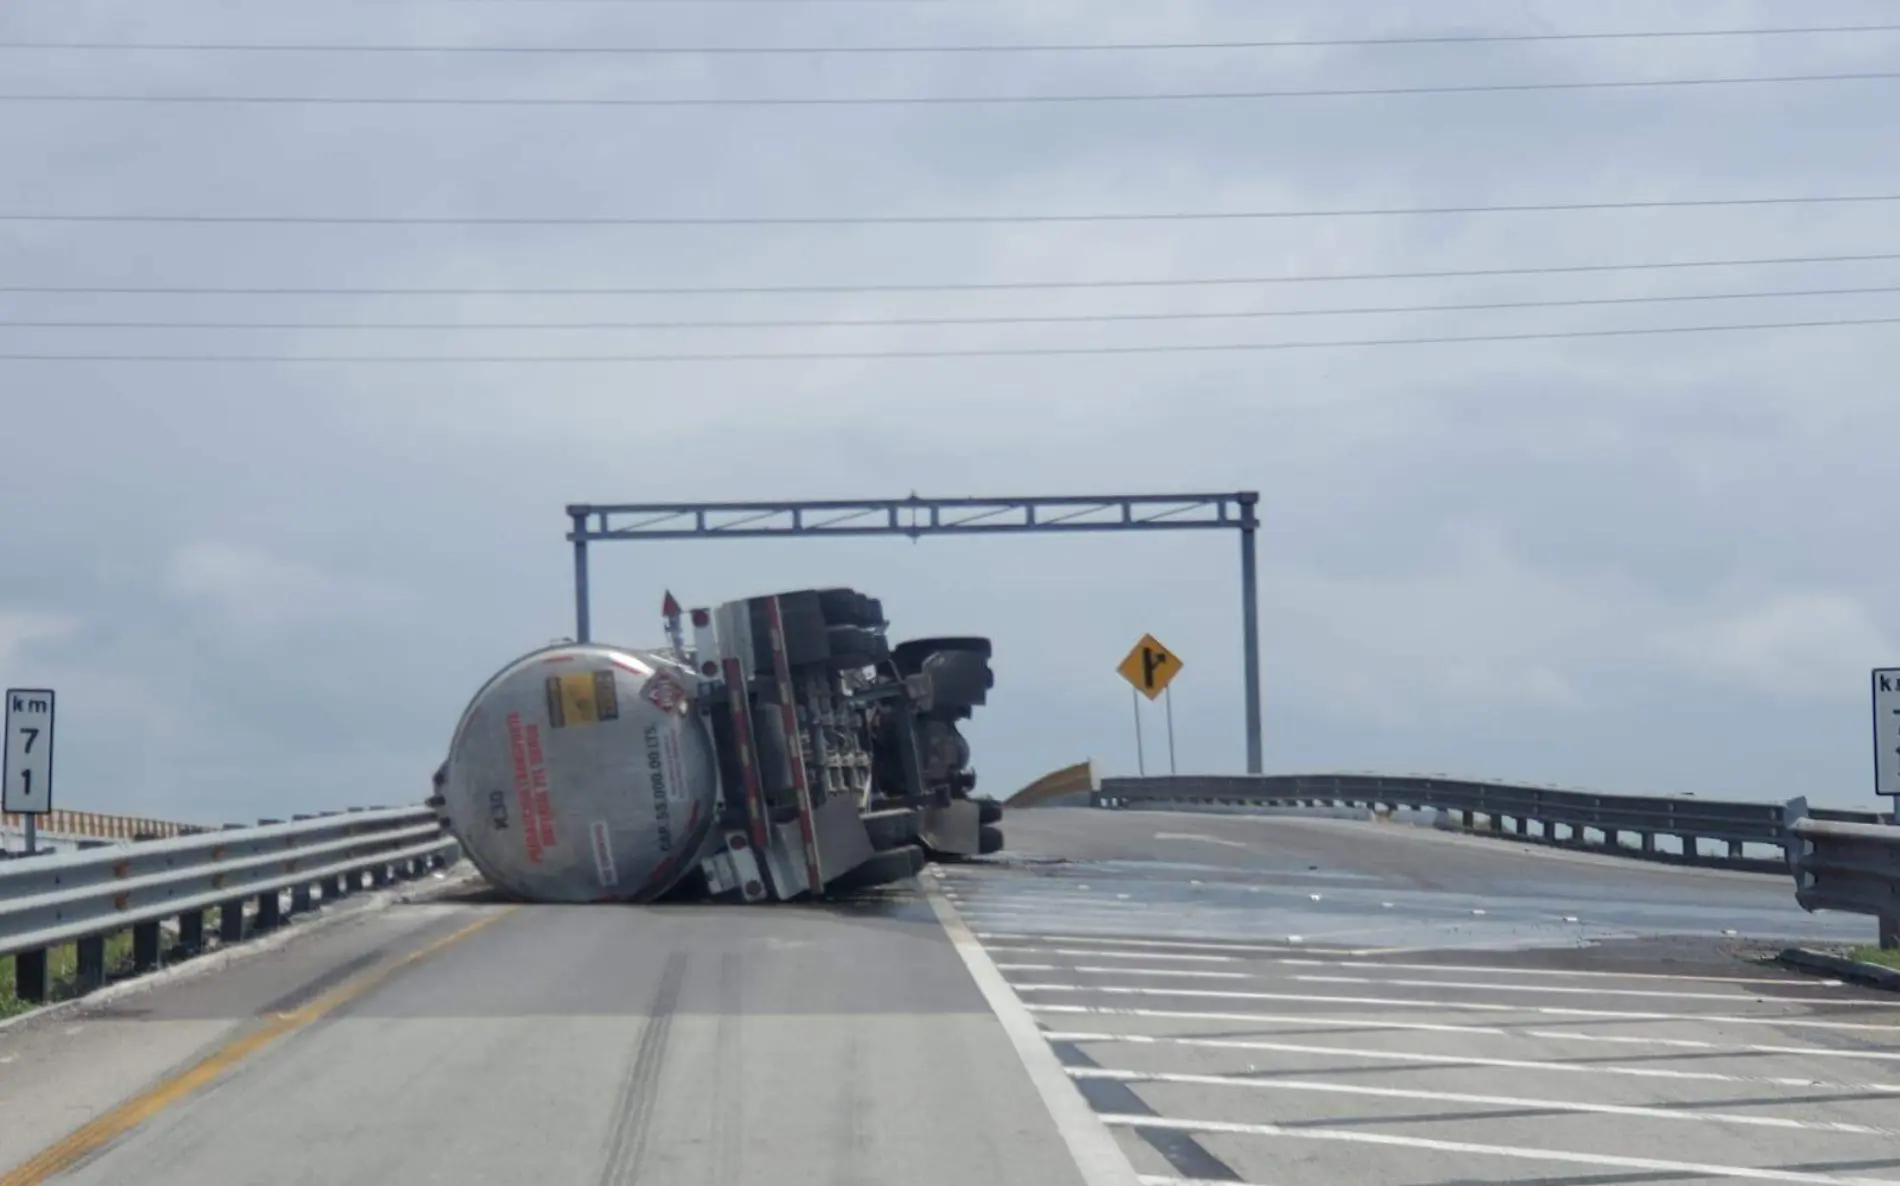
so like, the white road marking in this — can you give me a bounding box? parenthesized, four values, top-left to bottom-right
(1153, 832, 1253, 849)
(1097, 1114, 1900, 1186)
(985, 947, 1241, 964)
(921, 880, 1143, 1186)
(1028, 1003, 1900, 1061)
(1289, 973, 1896, 1005)
(1076, 967, 1249, 979)
(999, 965, 1247, 980)
(1040, 1030, 1900, 1093)
(976, 933, 1363, 956)
(1012, 983, 1900, 1032)
(1517, 1028, 1900, 1061)
(1275, 957, 1832, 986)
(1070, 1066, 1900, 1135)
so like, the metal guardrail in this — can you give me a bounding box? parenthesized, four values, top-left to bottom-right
(1786, 796, 1900, 949)
(1095, 774, 1891, 869)
(2, 806, 459, 1004)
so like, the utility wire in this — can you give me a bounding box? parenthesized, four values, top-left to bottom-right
(7, 71, 1895, 107)
(10, 284, 1898, 331)
(4, 316, 1895, 362)
(8, 24, 1899, 54)
(5, 193, 1896, 227)
(10, 251, 1900, 297)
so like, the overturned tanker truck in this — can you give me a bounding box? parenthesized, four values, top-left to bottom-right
(429, 587, 1002, 903)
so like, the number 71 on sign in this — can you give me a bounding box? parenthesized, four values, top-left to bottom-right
(1874, 668, 1900, 798)
(3, 688, 55, 816)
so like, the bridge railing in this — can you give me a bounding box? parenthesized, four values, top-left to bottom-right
(1094, 774, 1890, 871)
(0, 806, 460, 1005)
(1786, 796, 1900, 949)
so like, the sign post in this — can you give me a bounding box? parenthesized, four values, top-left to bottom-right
(1118, 635, 1183, 777)
(3, 688, 56, 856)
(1165, 685, 1177, 776)
(1874, 669, 1900, 799)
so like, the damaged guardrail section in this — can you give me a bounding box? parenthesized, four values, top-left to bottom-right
(1785, 796, 1900, 950)
(1096, 774, 1890, 872)
(0, 807, 459, 1005)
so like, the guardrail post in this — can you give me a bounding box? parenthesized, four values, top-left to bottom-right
(179, 910, 205, 954)
(14, 950, 47, 1003)
(132, 921, 161, 973)
(1605, 829, 1621, 849)
(1727, 840, 1744, 861)
(255, 891, 282, 933)
(372, 865, 392, 888)
(1681, 834, 1701, 862)
(291, 883, 314, 914)
(76, 935, 107, 991)
(219, 900, 245, 943)
(327, 873, 349, 900)
(1640, 832, 1655, 854)
(1881, 913, 1898, 951)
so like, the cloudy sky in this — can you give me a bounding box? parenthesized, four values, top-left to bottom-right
(1, 0, 1896, 823)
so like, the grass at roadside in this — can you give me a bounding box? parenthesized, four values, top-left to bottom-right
(1850, 945, 1900, 971)
(0, 933, 137, 1018)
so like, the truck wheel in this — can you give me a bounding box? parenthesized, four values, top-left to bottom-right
(893, 636, 992, 675)
(830, 845, 925, 891)
(977, 799, 1003, 825)
(979, 824, 1005, 855)
(825, 625, 889, 671)
(816, 587, 884, 629)
(751, 591, 830, 668)
(921, 650, 991, 709)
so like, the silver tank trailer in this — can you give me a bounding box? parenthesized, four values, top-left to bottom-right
(438, 643, 721, 903)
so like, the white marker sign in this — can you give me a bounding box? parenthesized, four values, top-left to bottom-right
(3, 688, 55, 814)
(1875, 669, 1900, 798)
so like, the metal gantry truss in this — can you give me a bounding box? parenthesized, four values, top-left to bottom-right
(566, 492, 1264, 773)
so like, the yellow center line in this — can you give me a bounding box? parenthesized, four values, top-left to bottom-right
(0, 906, 517, 1185)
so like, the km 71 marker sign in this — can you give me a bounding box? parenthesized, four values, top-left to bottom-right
(3, 688, 55, 815)
(1875, 669, 1900, 798)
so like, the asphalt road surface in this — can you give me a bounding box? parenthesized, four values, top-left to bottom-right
(0, 808, 1892, 1186)
(950, 810, 1900, 1186)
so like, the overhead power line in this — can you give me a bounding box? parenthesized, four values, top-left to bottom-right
(7, 71, 1896, 108)
(8, 24, 1900, 55)
(9, 251, 1900, 297)
(4, 193, 1896, 228)
(3, 316, 1895, 363)
(10, 284, 1898, 331)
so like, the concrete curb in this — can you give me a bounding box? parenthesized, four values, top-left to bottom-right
(1776, 946, 1900, 993)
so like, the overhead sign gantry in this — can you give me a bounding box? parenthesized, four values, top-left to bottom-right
(564, 492, 1264, 774)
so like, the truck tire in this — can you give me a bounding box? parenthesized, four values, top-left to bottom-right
(892, 636, 992, 675)
(977, 799, 1003, 825)
(816, 587, 885, 629)
(979, 824, 1005, 855)
(825, 624, 890, 671)
(921, 650, 992, 709)
(830, 844, 925, 891)
(750, 591, 830, 668)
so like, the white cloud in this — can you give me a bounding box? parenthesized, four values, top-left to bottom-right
(163, 543, 414, 631)
(2, 0, 1897, 812)
(1661, 591, 1895, 701)
(0, 609, 80, 675)
(1271, 525, 1610, 724)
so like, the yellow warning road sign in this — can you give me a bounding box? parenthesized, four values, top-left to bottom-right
(1117, 633, 1183, 700)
